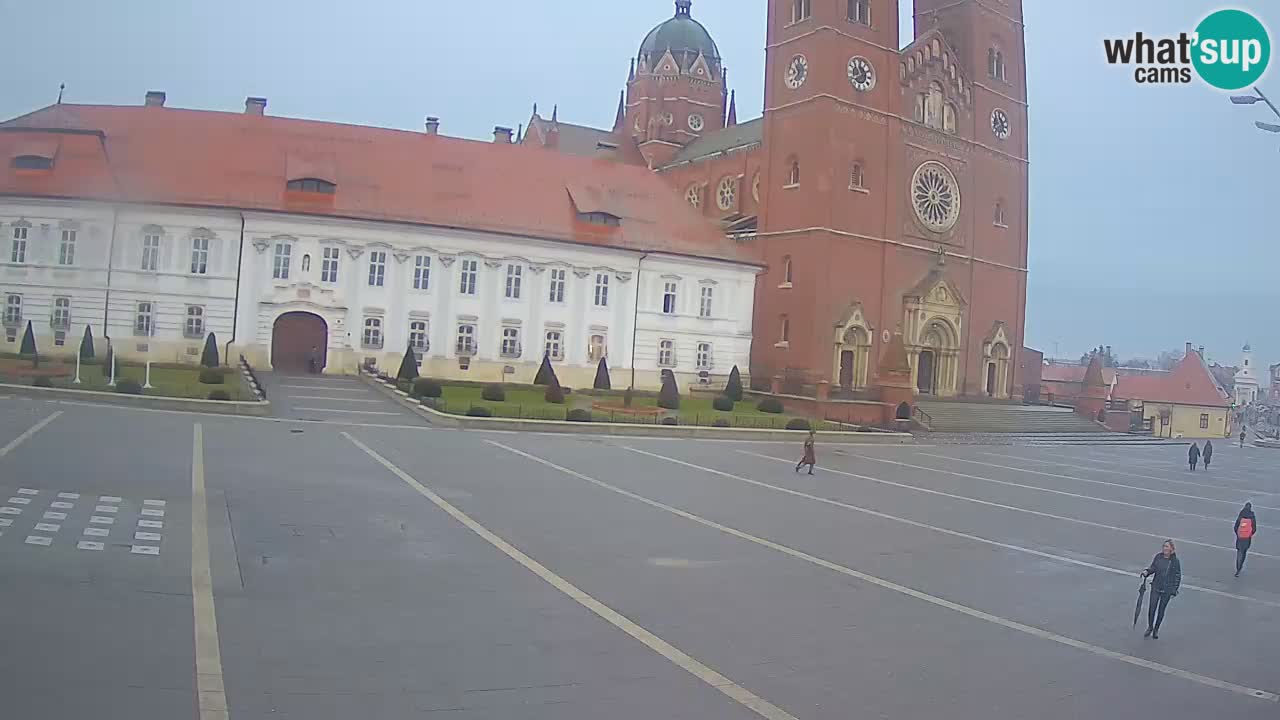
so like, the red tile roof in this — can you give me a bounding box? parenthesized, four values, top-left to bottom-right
(0, 103, 754, 264)
(1112, 354, 1230, 407)
(1040, 365, 1117, 385)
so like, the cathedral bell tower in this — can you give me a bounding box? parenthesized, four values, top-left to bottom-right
(625, 0, 727, 167)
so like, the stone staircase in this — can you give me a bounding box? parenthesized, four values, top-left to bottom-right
(916, 400, 1109, 434)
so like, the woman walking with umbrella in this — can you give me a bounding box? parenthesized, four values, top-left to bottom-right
(1140, 540, 1182, 639)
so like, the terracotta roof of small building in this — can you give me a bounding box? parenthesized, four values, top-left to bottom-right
(0, 102, 754, 264)
(1112, 353, 1230, 407)
(1041, 365, 1118, 385)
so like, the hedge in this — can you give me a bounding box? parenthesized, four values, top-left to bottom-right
(712, 395, 734, 412)
(198, 368, 226, 385)
(207, 390, 231, 401)
(116, 379, 143, 395)
(481, 384, 506, 402)
(413, 378, 444, 398)
(466, 406, 493, 418)
(785, 418, 811, 431)
(566, 409, 593, 423)
(756, 397, 784, 414)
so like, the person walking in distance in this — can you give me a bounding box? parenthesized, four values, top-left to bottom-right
(1241, 428, 1248, 448)
(1235, 502, 1258, 577)
(307, 345, 320, 374)
(1141, 540, 1182, 639)
(1188, 442, 1200, 472)
(1202, 440, 1213, 469)
(795, 430, 817, 475)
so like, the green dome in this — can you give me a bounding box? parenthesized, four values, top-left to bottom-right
(638, 1, 721, 75)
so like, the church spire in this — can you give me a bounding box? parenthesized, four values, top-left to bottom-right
(726, 90, 737, 127)
(613, 90, 626, 132)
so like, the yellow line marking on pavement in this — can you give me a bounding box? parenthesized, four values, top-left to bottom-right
(341, 433, 798, 720)
(191, 424, 229, 720)
(623, 447, 1280, 609)
(490, 441, 1278, 703)
(738, 451, 1280, 561)
(848, 451, 1226, 522)
(981, 450, 1279, 498)
(920, 452, 1280, 513)
(0, 411, 62, 457)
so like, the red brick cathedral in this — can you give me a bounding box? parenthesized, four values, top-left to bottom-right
(523, 0, 1028, 401)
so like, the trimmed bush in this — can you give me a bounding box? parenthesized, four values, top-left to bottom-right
(19, 320, 36, 356)
(33, 376, 54, 388)
(201, 333, 220, 368)
(466, 406, 493, 418)
(545, 378, 566, 405)
(566, 409, 593, 423)
(712, 418, 731, 428)
(79, 325, 95, 360)
(413, 378, 443, 398)
(207, 390, 231, 401)
(756, 397, 784, 414)
(593, 356, 611, 391)
(199, 368, 225, 385)
(657, 369, 680, 410)
(725, 365, 744, 402)
(481, 384, 506, 402)
(712, 395, 735, 412)
(533, 354, 555, 385)
(116, 379, 143, 395)
(397, 344, 419, 382)
(786, 418, 811, 431)
(661, 416, 679, 426)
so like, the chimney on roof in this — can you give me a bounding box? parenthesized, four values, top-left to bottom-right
(493, 126, 514, 144)
(1199, 346, 1205, 356)
(1186, 342, 1194, 356)
(244, 96, 267, 115)
(424, 116, 440, 135)
(144, 90, 166, 108)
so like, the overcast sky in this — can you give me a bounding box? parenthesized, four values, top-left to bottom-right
(2, 1, 1274, 372)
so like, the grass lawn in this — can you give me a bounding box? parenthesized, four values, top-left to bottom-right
(0, 358, 252, 401)
(428, 382, 833, 429)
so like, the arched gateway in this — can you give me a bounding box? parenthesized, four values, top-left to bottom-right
(271, 312, 328, 373)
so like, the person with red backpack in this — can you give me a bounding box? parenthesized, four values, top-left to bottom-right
(1235, 502, 1258, 577)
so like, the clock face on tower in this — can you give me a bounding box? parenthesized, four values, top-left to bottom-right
(991, 109, 1011, 140)
(847, 56, 876, 92)
(785, 55, 809, 90)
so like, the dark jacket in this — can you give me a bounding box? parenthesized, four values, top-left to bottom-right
(1188, 445, 1201, 462)
(1145, 553, 1182, 596)
(1235, 507, 1258, 537)
(1203, 442, 1213, 459)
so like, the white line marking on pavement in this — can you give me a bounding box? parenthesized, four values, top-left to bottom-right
(90, 516, 114, 525)
(191, 424, 229, 720)
(848, 452, 1226, 522)
(0, 519, 11, 527)
(288, 396, 384, 403)
(989, 450, 1280, 497)
(16, 488, 38, 495)
(7, 497, 31, 505)
(132, 545, 160, 555)
(138, 520, 164, 529)
(738, 451, 1280, 561)
(0, 411, 61, 457)
(77, 541, 104, 551)
(342, 432, 800, 720)
(135, 531, 162, 542)
(279, 384, 366, 391)
(141, 508, 165, 517)
(94, 505, 119, 514)
(33, 523, 60, 532)
(83, 527, 109, 537)
(143, 499, 167, 507)
(57, 492, 80, 500)
(492, 441, 1279, 703)
(98, 496, 122, 503)
(292, 407, 402, 415)
(24, 535, 51, 546)
(50, 501, 73, 509)
(626, 447, 1280, 609)
(0, 507, 22, 515)
(43, 511, 67, 521)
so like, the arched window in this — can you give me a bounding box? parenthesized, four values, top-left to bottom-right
(780, 315, 791, 344)
(847, 0, 870, 25)
(785, 158, 800, 187)
(988, 47, 1006, 81)
(782, 255, 793, 285)
(849, 163, 865, 190)
(286, 177, 336, 194)
(994, 201, 1007, 227)
(791, 0, 811, 23)
(943, 104, 957, 134)
(914, 94, 926, 123)
(925, 82, 944, 129)
(301, 254, 311, 273)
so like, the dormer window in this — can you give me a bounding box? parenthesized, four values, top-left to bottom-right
(286, 178, 336, 194)
(12, 155, 53, 170)
(577, 211, 621, 227)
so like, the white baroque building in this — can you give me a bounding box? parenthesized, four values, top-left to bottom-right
(0, 95, 759, 390)
(1234, 344, 1260, 407)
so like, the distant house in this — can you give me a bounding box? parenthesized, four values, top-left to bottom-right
(1110, 349, 1232, 439)
(1040, 363, 1118, 404)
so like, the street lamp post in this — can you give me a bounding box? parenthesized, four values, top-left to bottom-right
(1230, 86, 1280, 134)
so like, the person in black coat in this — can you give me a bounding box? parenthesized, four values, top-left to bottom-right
(1141, 540, 1182, 639)
(1203, 440, 1213, 469)
(1188, 443, 1200, 471)
(1235, 503, 1258, 577)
